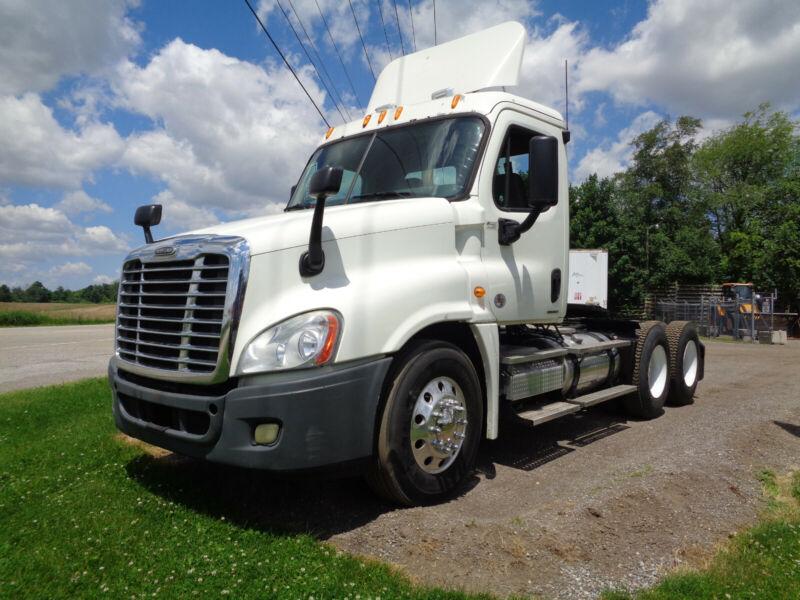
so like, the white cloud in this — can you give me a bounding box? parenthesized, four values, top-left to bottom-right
(574, 110, 662, 180)
(577, 0, 800, 118)
(49, 261, 92, 278)
(93, 274, 115, 285)
(56, 190, 113, 216)
(0, 0, 140, 96)
(116, 39, 326, 215)
(0, 94, 124, 188)
(152, 190, 220, 232)
(0, 203, 129, 283)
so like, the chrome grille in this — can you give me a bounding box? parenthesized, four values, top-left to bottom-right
(114, 236, 249, 384)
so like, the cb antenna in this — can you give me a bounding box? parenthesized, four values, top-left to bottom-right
(564, 59, 569, 130)
(563, 59, 571, 145)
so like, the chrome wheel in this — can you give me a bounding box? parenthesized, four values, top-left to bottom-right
(682, 340, 698, 387)
(648, 344, 668, 398)
(410, 376, 468, 474)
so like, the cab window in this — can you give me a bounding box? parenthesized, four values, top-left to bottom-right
(492, 126, 539, 211)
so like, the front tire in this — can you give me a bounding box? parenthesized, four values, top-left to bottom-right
(624, 321, 670, 419)
(366, 340, 483, 506)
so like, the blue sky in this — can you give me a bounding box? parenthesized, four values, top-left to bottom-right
(1, 0, 799, 289)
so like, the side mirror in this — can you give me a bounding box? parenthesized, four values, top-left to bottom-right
(528, 135, 559, 209)
(134, 204, 162, 244)
(308, 166, 343, 198)
(299, 166, 343, 277)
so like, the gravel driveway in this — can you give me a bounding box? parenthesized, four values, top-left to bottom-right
(133, 339, 800, 599)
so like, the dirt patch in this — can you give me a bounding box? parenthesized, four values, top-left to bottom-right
(326, 340, 800, 599)
(115, 433, 172, 458)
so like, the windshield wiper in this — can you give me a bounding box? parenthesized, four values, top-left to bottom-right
(285, 203, 312, 211)
(349, 191, 412, 201)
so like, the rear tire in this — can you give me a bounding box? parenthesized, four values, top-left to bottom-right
(666, 321, 700, 406)
(624, 321, 670, 419)
(366, 340, 483, 506)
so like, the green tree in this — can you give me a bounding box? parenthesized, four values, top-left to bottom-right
(24, 281, 51, 303)
(692, 104, 799, 310)
(0, 284, 11, 302)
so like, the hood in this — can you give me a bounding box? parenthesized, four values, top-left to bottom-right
(186, 197, 455, 256)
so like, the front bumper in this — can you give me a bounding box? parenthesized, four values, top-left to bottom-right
(110, 356, 392, 472)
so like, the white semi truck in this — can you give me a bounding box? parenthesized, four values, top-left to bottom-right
(110, 22, 704, 505)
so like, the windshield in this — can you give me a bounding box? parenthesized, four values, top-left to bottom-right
(287, 116, 485, 210)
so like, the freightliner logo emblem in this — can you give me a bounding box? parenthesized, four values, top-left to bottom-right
(154, 245, 176, 257)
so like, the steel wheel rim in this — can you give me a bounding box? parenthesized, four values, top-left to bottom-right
(648, 344, 668, 398)
(682, 340, 698, 387)
(410, 376, 468, 474)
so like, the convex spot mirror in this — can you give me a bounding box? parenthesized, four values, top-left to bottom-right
(528, 135, 559, 210)
(134, 204, 162, 228)
(308, 166, 343, 198)
(134, 204, 162, 244)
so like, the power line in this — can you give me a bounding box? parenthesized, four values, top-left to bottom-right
(433, 0, 437, 45)
(407, 0, 416, 52)
(392, 0, 406, 55)
(242, 0, 330, 127)
(275, 0, 347, 124)
(348, 0, 376, 82)
(287, 0, 352, 122)
(377, 1, 393, 61)
(313, 0, 364, 107)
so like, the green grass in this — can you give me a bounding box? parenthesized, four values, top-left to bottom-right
(0, 379, 488, 599)
(603, 470, 800, 600)
(0, 310, 113, 327)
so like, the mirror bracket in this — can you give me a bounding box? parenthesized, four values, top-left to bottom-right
(498, 209, 542, 246)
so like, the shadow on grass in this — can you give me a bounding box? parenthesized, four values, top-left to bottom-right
(125, 454, 397, 539)
(125, 401, 634, 537)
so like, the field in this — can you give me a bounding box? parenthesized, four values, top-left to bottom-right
(0, 302, 115, 326)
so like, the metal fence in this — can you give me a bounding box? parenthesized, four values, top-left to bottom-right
(654, 291, 796, 343)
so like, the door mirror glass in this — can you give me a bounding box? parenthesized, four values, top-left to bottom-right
(528, 135, 558, 209)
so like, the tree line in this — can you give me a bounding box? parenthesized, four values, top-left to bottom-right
(570, 104, 799, 314)
(0, 281, 119, 304)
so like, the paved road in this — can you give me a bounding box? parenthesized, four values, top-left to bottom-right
(0, 324, 114, 393)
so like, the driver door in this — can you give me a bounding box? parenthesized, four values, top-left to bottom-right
(478, 109, 569, 324)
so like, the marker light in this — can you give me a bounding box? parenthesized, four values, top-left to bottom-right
(378, 110, 387, 124)
(451, 94, 463, 109)
(473, 286, 486, 298)
(325, 127, 334, 139)
(394, 106, 403, 120)
(237, 310, 342, 375)
(362, 114, 371, 127)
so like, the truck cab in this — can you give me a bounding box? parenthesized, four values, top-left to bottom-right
(110, 22, 704, 505)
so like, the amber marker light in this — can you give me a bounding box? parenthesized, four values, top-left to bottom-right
(315, 314, 340, 365)
(378, 110, 387, 124)
(362, 114, 371, 127)
(473, 286, 486, 298)
(451, 94, 463, 109)
(325, 127, 334, 139)
(394, 106, 403, 120)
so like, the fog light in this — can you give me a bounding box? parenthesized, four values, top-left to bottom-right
(254, 423, 280, 445)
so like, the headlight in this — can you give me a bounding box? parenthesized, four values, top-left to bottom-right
(236, 310, 341, 375)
